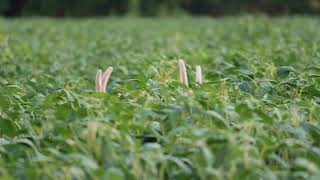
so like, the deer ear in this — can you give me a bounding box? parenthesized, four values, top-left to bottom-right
(179, 59, 188, 86)
(196, 65, 203, 84)
(95, 69, 103, 92)
(101, 67, 113, 93)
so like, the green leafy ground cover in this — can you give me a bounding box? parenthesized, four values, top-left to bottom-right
(1, 17, 320, 179)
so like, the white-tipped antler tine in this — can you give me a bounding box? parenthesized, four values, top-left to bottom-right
(179, 59, 188, 86)
(196, 65, 203, 84)
(101, 67, 113, 93)
(96, 69, 103, 92)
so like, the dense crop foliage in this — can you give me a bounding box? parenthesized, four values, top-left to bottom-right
(1, 17, 320, 179)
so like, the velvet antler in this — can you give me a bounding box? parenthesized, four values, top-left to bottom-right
(95, 67, 113, 92)
(95, 69, 103, 92)
(101, 67, 113, 93)
(195, 65, 203, 84)
(179, 59, 188, 86)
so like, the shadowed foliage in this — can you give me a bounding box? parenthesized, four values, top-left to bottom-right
(1, 0, 320, 17)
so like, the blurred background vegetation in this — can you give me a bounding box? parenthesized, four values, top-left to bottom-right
(1, 0, 320, 17)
